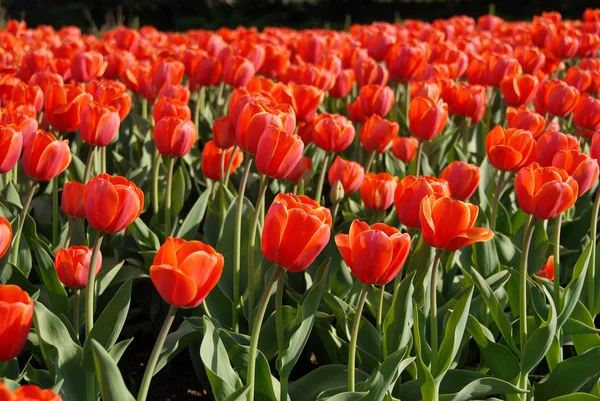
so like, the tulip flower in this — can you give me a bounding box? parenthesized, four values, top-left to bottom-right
(408, 96, 448, 141)
(534, 79, 580, 118)
(152, 58, 185, 95)
(394, 175, 450, 229)
(536, 131, 580, 167)
(212, 116, 236, 149)
(391, 136, 419, 164)
(286, 156, 312, 185)
(551, 150, 599, 196)
(485, 125, 535, 171)
(447, 83, 486, 123)
(255, 126, 304, 180)
(514, 46, 547, 75)
(288, 83, 324, 122)
(80, 101, 120, 147)
(500, 74, 539, 107)
(386, 42, 429, 82)
(235, 101, 295, 155)
(13, 385, 61, 401)
(360, 172, 398, 211)
(0, 123, 22, 174)
(44, 84, 92, 133)
(506, 106, 547, 138)
(152, 97, 192, 123)
(153, 117, 197, 158)
(223, 55, 255, 88)
(537, 256, 555, 280)
(440, 161, 480, 201)
(361, 114, 400, 153)
(347, 84, 394, 123)
(328, 156, 365, 195)
(486, 54, 522, 87)
(71, 51, 107, 82)
(311, 113, 355, 153)
(61, 181, 86, 219)
(410, 81, 441, 102)
(54, 246, 102, 289)
(329, 69, 355, 98)
(87, 79, 132, 122)
(190, 53, 222, 89)
(0, 216, 11, 260)
(565, 67, 592, 93)
(104, 50, 136, 80)
(202, 140, 243, 181)
(0, 284, 34, 361)
(573, 94, 600, 137)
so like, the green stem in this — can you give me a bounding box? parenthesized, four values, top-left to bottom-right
(65, 216, 74, 249)
(223, 144, 239, 189)
(152, 149, 161, 215)
(248, 174, 270, 318)
(137, 305, 178, 401)
(376, 284, 385, 334)
(415, 141, 423, 177)
(73, 289, 80, 341)
(430, 249, 443, 376)
(247, 267, 283, 401)
(460, 118, 469, 156)
(12, 165, 18, 186)
(364, 150, 377, 174)
(219, 151, 226, 185)
(275, 267, 288, 401)
(165, 157, 175, 235)
(589, 188, 600, 313)
(490, 170, 507, 230)
(348, 284, 369, 392)
(553, 214, 562, 310)
(233, 157, 253, 332)
(194, 88, 205, 132)
(314, 152, 330, 204)
(404, 82, 411, 124)
(9, 181, 37, 266)
(331, 202, 341, 224)
(52, 175, 59, 246)
(100, 146, 107, 174)
(520, 216, 536, 352)
(82, 146, 96, 184)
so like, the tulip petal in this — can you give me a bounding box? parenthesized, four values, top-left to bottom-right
(150, 265, 197, 308)
(351, 230, 393, 285)
(488, 145, 524, 171)
(378, 232, 411, 284)
(444, 227, 495, 252)
(84, 178, 119, 232)
(154, 237, 181, 267)
(35, 140, 72, 182)
(276, 209, 323, 269)
(531, 181, 576, 219)
(287, 223, 331, 273)
(261, 202, 288, 265)
(335, 234, 353, 268)
(431, 196, 471, 247)
(106, 185, 142, 233)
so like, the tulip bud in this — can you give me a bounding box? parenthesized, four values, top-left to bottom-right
(54, 246, 103, 289)
(330, 180, 345, 205)
(0, 284, 33, 362)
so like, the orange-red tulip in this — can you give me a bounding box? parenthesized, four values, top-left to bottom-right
(212, 116, 236, 149)
(347, 84, 394, 123)
(394, 175, 450, 229)
(534, 79, 580, 118)
(71, 51, 107, 82)
(506, 106, 548, 138)
(0, 123, 22, 174)
(551, 150, 599, 196)
(440, 161, 480, 201)
(54, 246, 102, 289)
(288, 83, 324, 122)
(565, 67, 592, 93)
(0, 216, 11, 260)
(256, 125, 304, 180)
(262, 193, 332, 272)
(287, 156, 312, 184)
(311, 113, 355, 153)
(386, 42, 429, 82)
(151, 58, 185, 95)
(354, 58, 389, 88)
(537, 255, 554, 280)
(80, 101, 120, 147)
(336, 220, 411, 285)
(157, 85, 191, 104)
(0, 284, 33, 362)
(410, 81, 441, 103)
(391, 136, 419, 164)
(153, 117, 197, 157)
(447, 83, 486, 123)
(329, 69, 355, 99)
(514, 46, 547, 75)
(549, 32, 579, 59)
(536, 131, 580, 166)
(22, 130, 71, 182)
(150, 237, 223, 308)
(408, 96, 448, 141)
(223, 56, 255, 88)
(152, 97, 192, 123)
(83, 174, 144, 233)
(61, 181, 85, 218)
(0, 382, 11, 400)
(360, 172, 398, 211)
(500, 74, 539, 107)
(104, 50, 136, 80)
(486, 54, 522, 87)
(360, 114, 399, 153)
(485, 125, 535, 171)
(419, 194, 494, 251)
(328, 156, 365, 195)
(201, 140, 243, 181)
(515, 163, 578, 219)
(29, 71, 64, 96)
(44, 84, 93, 133)
(573, 94, 600, 136)
(13, 385, 61, 401)
(86, 80, 132, 122)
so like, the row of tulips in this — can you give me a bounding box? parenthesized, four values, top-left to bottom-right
(1, 7, 600, 401)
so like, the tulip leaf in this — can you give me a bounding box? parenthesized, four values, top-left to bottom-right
(548, 395, 600, 401)
(473, 235, 499, 278)
(383, 272, 415, 358)
(170, 163, 187, 219)
(289, 365, 370, 401)
(521, 285, 557, 377)
(155, 318, 201, 374)
(5, 181, 22, 209)
(323, 393, 365, 401)
(33, 301, 86, 401)
(528, 219, 549, 275)
(90, 340, 136, 401)
(223, 385, 251, 401)
(132, 217, 160, 250)
(404, 235, 434, 305)
(438, 377, 525, 401)
(558, 242, 592, 328)
(358, 352, 415, 401)
(29, 237, 69, 316)
(569, 301, 600, 355)
(177, 188, 210, 240)
(81, 278, 132, 372)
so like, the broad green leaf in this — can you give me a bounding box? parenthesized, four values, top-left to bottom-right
(155, 319, 201, 374)
(90, 340, 136, 401)
(558, 242, 592, 328)
(570, 301, 600, 355)
(326, 393, 365, 401)
(439, 377, 525, 401)
(548, 395, 600, 401)
(521, 286, 557, 377)
(30, 238, 69, 315)
(473, 236, 498, 278)
(170, 163, 187, 218)
(223, 385, 251, 401)
(177, 189, 210, 240)
(289, 365, 369, 401)
(528, 219, 549, 275)
(383, 272, 415, 358)
(131, 217, 160, 250)
(405, 235, 434, 305)
(358, 352, 415, 401)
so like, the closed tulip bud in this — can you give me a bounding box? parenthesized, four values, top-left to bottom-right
(104, 50, 136, 80)
(440, 161, 480, 201)
(80, 101, 120, 147)
(515, 46, 547, 75)
(360, 172, 398, 211)
(312, 113, 355, 153)
(157, 85, 191, 104)
(13, 385, 61, 401)
(44, 84, 93, 133)
(329, 69, 355, 99)
(287, 156, 312, 184)
(391, 136, 419, 163)
(408, 96, 448, 141)
(151, 58, 185, 94)
(61, 181, 86, 218)
(0, 123, 22, 174)
(235, 101, 295, 155)
(536, 131, 580, 166)
(153, 117, 197, 157)
(71, 51, 107, 83)
(0, 284, 33, 362)
(152, 97, 192, 123)
(84, 174, 144, 233)
(485, 125, 535, 171)
(537, 255, 554, 280)
(191, 54, 222, 89)
(256, 126, 304, 180)
(328, 156, 365, 195)
(223, 56, 255, 88)
(201, 140, 243, 181)
(336, 220, 411, 285)
(330, 180, 345, 204)
(262, 193, 332, 272)
(354, 58, 389, 88)
(515, 163, 578, 219)
(150, 237, 224, 308)
(551, 150, 599, 196)
(289, 83, 324, 122)
(420, 195, 494, 251)
(506, 106, 548, 138)
(386, 42, 429, 82)
(212, 116, 236, 149)
(360, 114, 399, 152)
(549, 32, 579, 59)
(573, 94, 600, 134)
(347, 84, 394, 123)
(410, 81, 441, 103)
(394, 175, 450, 229)
(54, 246, 102, 289)
(29, 71, 64, 95)
(535, 79, 580, 118)
(447, 83, 486, 123)
(22, 130, 71, 182)
(0, 216, 11, 260)
(500, 74, 539, 107)
(486, 54, 522, 87)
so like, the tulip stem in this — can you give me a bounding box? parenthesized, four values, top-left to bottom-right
(331, 202, 341, 224)
(415, 142, 423, 177)
(490, 170, 507, 230)
(65, 216, 74, 249)
(520, 216, 536, 363)
(100, 146, 107, 174)
(194, 88, 206, 132)
(364, 150, 377, 174)
(275, 266, 288, 401)
(223, 144, 239, 189)
(137, 305, 178, 401)
(589, 189, 600, 314)
(152, 149, 162, 215)
(460, 118, 469, 157)
(52, 176, 59, 246)
(83, 145, 96, 183)
(376, 284, 385, 334)
(553, 214, 562, 310)
(233, 157, 253, 332)
(248, 174, 270, 319)
(314, 152, 330, 204)
(219, 151, 226, 186)
(73, 289, 80, 341)
(165, 157, 175, 235)
(404, 82, 411, 124)
(9, 181, 38, 266)
(348, 284, 369, 392)
(84, 230, 104, 401)
(248, 267, 283, 401)
(429, 249, 443, 377)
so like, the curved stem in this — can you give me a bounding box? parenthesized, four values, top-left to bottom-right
(589, 189, 600, 313)
(376, 284, 385, 334)
(248, 174, 270, 318)
(415, 141, 423, 178)
(52, 176, 59, 246)
(137, 305, 178, 401)
(83, 145, 96, 184)
(520, 216, 536, 353)
(247, 267, 283, 401)
(331, 202, 341, 224)
(152, 149, 161, 215)
(233, 157, 253, 332)
(73, 289, 80, 341)
(430, 249, 443, 376)
(275, 267, 288, 401)
(164, 157, 175, 235)
(314, 152, 331, 204)
(364, 150, 377, 174)
(490, 170, 507, 230)
(348, 284, 369, 392)
(223, 144, 239, 189)
(9, 181, 38, 266)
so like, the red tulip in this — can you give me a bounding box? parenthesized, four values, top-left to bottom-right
(0, 216, 11, 260)
(386, 42, 429, 82)
(391, 136, 419, 164)
(347, 84, 394, 123)
(151, 58, 185, 95)
(485, 125, 535, 171)
(537, 256, 554, 280)
(13, 384, 61, 401)
(152, 97, 192, 123)
(201, 141, 243, 181)
(565, 67, 593, 93)
(86, 80, 132, 122)
(536, 131, 580, 167)
(447, 83, 486, 123)
(394, 175, 450, 229)
(440, 161, 480, 201)
(534, 79, 580, 118)
(486, 54, 522, 87)
(44, 84, 92, 133)
(0, 123, 22, 174)
(500, 74, 539, 107)
(408, 96, 448, 141)
(506, 106, 548, 138)
(0, 284, 33, 362)
(551, 150, 599, 196)
(287, 156, 312, 184)
(514, 46, 547, 75)
(153, 117, 198, 157)
(223, 56, 255, 88)
(328, 156, 365, 195)
(360, 172, 398, 211)
(212, 116, 236, 149)
(71, 51, 107, 82)
(329, 69, 355, 99)
(289, 83, 324, 122)
(54, 246, 102, 289)
(573, 94, 600, 136)
(256, 126, 304, 180)
(311, 113, 355, 153)
(61, 181, 86, 218)
(22, 130, 71, 182)
(80, 101, 120, 147)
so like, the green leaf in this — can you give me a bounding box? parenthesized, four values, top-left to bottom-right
(223, 385, 251, 401)
(473, 237, 499, 278)
(200, 317, 242, 400)
(535, 346, 600, 401)
(170, 163, 187, 218)
(521, 285, 557, 377)
(30, 238, 69, 315)
(131, 217, 160, 250)
(325, 393, 365, 401)
(33, 301, 86, 401)
(548, 395, 600, 401)
(81, 278, 132, 372)
(90, 340, 136, 401)
(383, 272, 415, 357)
(528, 219, 549, 275)
(177, 189, 210, 240)
(155, 318, 201, 374)
(439, 377, 525, 401)
(558, 242, 592, 328)
(358, 352, 415, 401)
(434, 287, 474, 379)
(289, 365, 370, 401)
(570, 301, 600, 355)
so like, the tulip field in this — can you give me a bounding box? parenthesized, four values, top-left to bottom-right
(3, 8, 600, 401)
